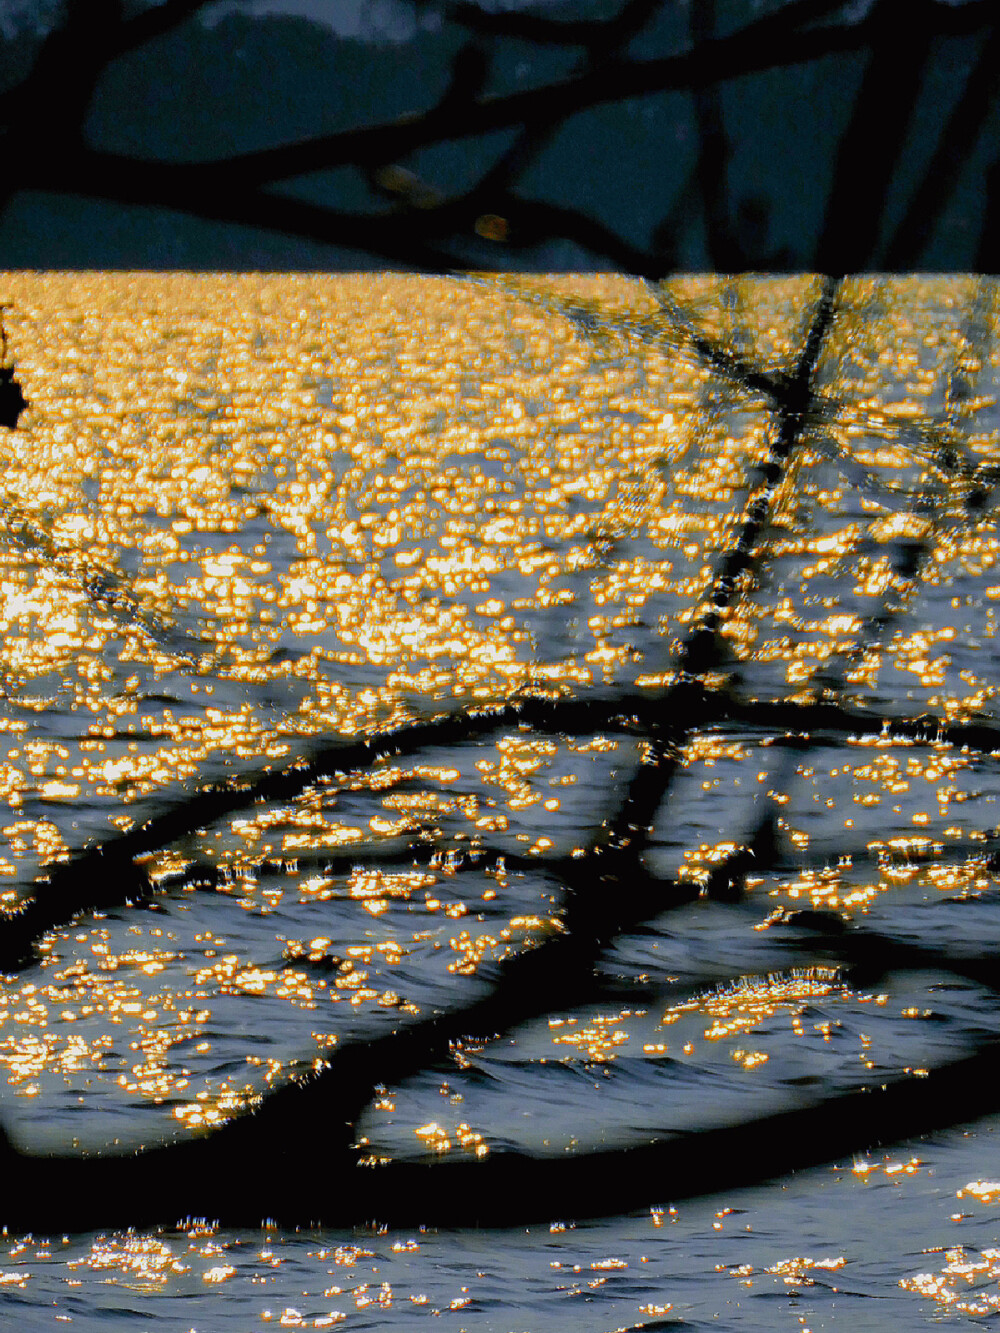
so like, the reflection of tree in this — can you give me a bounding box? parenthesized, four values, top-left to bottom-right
(0, 0, 996, 269)
(4, 273, 1000, 1231)
(2, 0, 1000, 1236)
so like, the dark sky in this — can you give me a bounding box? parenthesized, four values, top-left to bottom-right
(0, 0, 995, 271)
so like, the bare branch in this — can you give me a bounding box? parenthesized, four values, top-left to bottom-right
(459, 0, 663, 227)
(815, 0, 936, 271)
(690, 0, 739, 270)
(84, 1, 992, 187)
(1, 0, 991, 270)
(978, 157, 1000, 271)
(0, 0, 219, 119)
(884, 22, 1000, 268)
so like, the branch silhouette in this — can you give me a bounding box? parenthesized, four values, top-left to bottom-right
(1, 0, 999, 1244)
(5, 275, 999, 1234)
(0, 0, 995, 269)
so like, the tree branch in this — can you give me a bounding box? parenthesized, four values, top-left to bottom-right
(883, 21, 1000, 269)
(60, 1, 992, 187)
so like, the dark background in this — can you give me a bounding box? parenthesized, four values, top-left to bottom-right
(0, 0, 996, 274)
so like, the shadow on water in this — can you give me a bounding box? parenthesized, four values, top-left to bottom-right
(0, 275, 996, 1242)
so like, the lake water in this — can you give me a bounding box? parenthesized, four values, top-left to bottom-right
(1, 273, 1000, 1328)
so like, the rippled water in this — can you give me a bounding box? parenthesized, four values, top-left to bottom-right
(1, 274, 1000, 1328)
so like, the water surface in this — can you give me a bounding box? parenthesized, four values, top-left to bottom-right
(0, 274, 999, 1327)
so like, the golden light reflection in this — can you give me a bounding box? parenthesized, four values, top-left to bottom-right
(0, 274, 995, 1186)
(0, 272, 781, 890)
(761, 1254, 847, 1286)
(551, 1010, 636, 1063)
(850, 1154, 923, 1180)
(957, 1179, 1000, 1203)
(0, 275, 989, 880)
(413, 1118, 490, 1158)
(683, 969, 843, 1044)
(0, 1224, 455, 1326)
(67, 1234, 190, 1289)
(901, 1247, 1000, 1316)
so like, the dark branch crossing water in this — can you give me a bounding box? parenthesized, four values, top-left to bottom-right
(0, 275, 999, 1326)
